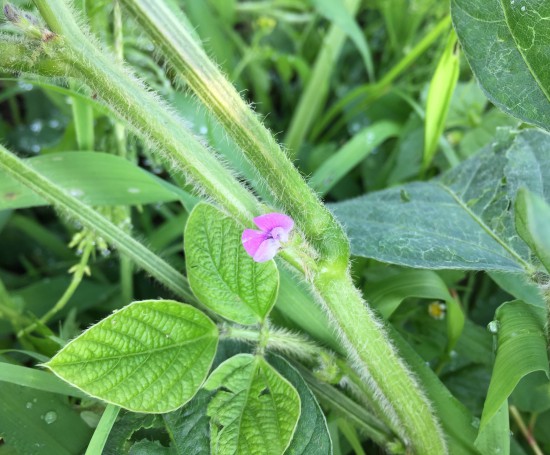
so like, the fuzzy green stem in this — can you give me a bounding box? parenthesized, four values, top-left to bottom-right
(0, 144, 194, 303)
(222, 324, 322, 361)
(33, 0, 260, 227)
(314, 270, 448, 454)
(120, 0, 350, 269)
(108, 2, 447, 451)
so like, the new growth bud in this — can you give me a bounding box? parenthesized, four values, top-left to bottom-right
(3, 3, 20, 23)
(3, 3, 54, 41)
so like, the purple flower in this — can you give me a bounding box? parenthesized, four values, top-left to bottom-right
(242, 213, 294, 262)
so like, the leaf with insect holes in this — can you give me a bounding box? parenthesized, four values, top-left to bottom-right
(204, 354, 301, 455)
(45, 300, 218, 413)
(452, 0, 550, 131)
(185, 203, 279, 325)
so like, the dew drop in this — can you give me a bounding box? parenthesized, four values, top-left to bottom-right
(100, 249, 111, 257)
(26, 402, 33, 409)
(31, 144, 41, 153)
(127, 187, 140, 194)
(18, 81, 33, 91)
(520, 5, 526, 11)
(487, 320, 499, 334)
(68, 188, 84, 197)
(199, 125, 208, 135)
(44, 411, 57, 424)
(49, 119, 61, 128)
(30, 120, 43, 133)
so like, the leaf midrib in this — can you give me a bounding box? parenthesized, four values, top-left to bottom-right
(438, 182, 531, 271)
(498, 0, 550, 104)
(48, 333, 214, 366)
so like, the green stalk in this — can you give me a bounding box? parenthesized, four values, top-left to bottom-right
(284, 0, 362, 157)
(32, 0, 260, 227)
(120, 0, 350, 269)
(0, 144, 194, 303)
(313, 270, 447, 453)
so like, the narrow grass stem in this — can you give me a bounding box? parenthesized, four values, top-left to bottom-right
(18, 241, 94, 337)
(0, 144, 195, 303)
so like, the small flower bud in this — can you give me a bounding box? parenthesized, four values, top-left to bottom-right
(3, 3, 20, 23)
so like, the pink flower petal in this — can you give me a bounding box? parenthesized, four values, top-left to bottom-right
(253, 238, 281, 262)
(242, 229, 268, 258)
(253, 212, 294, 233)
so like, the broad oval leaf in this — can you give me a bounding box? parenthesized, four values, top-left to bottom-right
(162, 389, 213, 455)
(480, 300, 549, 430)
(268, 355, 332, 455)
(452, 0, 550, 131)
(185, 203, 279, 325)
(46, 300, 218, 413)
(0, 152, 186, 210)
(330, 129, 550, 271)
(204, 354, 300, 455)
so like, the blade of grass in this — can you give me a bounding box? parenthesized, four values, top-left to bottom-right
(284, 0, 362, 157)
(85, 405, 120, 455)
(0, 362, 88, 398)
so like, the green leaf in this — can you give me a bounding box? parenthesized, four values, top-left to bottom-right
(511, 371, 550, 414)
(85, 405, 121, 455)
(451, 0, 550, 131)
(365, 269, 454, 318)
(185, 203, 279, 325)
(0, 152, 183, 210)
(162, 389, 213, 455)
(0, 382, 93, 455)
(268, 355, 332, 455)
(480, 300, 549, 431)
(103, 412, 164, 455)
(489, 272, 545, 309)
(46, 300, 218, 413)
(424, 30, 459, 169)
(330, 129, 550, 271)
(204, 354, 301, 455)
(0, 362, 87, 398)
(309, 0, 374, 81)
(475, 403, 510, 455)
(515, 188, 550, 274)
(309, 121, 400, 196)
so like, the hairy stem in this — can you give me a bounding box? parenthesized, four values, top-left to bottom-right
(120, 0, 350, 269)
(33, 0, 261, 227)
(313, 270, 448, 453)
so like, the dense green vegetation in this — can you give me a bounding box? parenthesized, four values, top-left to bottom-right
(0, 1, 549, 454)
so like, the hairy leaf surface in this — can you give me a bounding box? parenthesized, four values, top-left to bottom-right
(46, 300, 218, 413)
(185, 203, 279, 325)
(204, 354, 300, 455)
(452, 0, 550, 131)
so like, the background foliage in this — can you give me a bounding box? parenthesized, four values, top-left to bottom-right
(1, 0, 550, 454)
